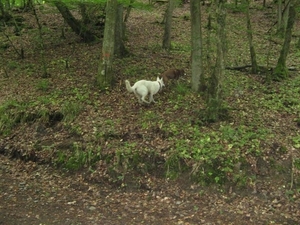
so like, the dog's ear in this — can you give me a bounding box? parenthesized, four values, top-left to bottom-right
(160, 77, 165, 86)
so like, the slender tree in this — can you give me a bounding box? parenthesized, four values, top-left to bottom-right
(272, 0, 296, 81)
(206, 0, 226, 122)
(190, 0, 203, 92)
(245, 0, 258, 74)
(32, 1, 48, 77)
(277, 0, 283, 33)
(97, 0, 117, 89)
(162, 0, 175, 50)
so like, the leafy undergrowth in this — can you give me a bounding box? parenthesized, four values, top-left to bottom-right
(1, 1, 300, 224)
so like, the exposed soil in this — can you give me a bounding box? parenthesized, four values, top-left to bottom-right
(1, 1, 300, 224)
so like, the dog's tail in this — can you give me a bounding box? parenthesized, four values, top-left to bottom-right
(125, 80, 134, 93)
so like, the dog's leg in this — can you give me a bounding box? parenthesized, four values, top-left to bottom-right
(134, 93, 143, 104)
(141, 95, 150, 104)
(149, 94, 155, 103)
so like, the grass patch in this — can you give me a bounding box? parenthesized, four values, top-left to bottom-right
(61, 101, 83, 123)
(36, 79, 50, 91)
(0, 100, 30, 135)
(55, 143, 101, 170)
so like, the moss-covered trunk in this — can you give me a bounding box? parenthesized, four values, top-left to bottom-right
(272, 3, 296, 81)
(190, 0, 203, 92)
(162, 0, 175, 50)
(114, 3, 128, 57)
(97, 0, 117, 89)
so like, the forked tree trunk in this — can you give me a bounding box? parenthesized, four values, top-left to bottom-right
(245, 0, 258, 74)
(53, 0, 95, 42)
(162, 0, 175, 50)
(273, 2, 296, 81)
(206, 0, 226, 122)
(97, 0, 117, 89)
(190, 0, 203, 92)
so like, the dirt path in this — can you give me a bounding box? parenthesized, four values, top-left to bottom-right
(1, 154, 299, 225)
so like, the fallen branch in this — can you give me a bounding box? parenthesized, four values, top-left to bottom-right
(225, 65, 297, 72)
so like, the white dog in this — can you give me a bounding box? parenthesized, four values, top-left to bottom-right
(125, 77, 164, 104)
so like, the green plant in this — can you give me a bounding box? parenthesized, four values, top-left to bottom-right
(174, 82, 190, 95)
(0, 99, 29, 135)
(36, 79, 50, 91)
(72, 87, 89, 102)
(7, 61, 18, 70)
(61, 101, 82, 122)
(164, 123, 271, 185)
(292, 136, 300, 149)
(170, 42, 191, 52)
(55, 143, 101, 170)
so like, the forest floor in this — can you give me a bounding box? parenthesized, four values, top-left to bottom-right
(1, 1, 300, 224)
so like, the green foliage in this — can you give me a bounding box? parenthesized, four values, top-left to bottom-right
(224, 2, 248, 13)
(164, 122, 270, 185)
(55, 143, 101, 170)
(111, 142, 158, 180)
(72, 86, 90, 103)
(7, 61, 19, 70)
(36, 79, 50, 91)
(0, 100, 29, 135)
(174, 82, 190, 95)
(292, 136, 300, 149)
(170, 42, 191, 52)
(273, 63, 288, 81)
(263, 76, 300, 113)
(61, 101, 83, 122)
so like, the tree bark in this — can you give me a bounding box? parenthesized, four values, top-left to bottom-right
(273, 1, 296, 81)
(277, 0, 283, 33)
(206, 0, 226, 122)
(162, 0, 175, 50)
(97, 0, 117, 89)
(190, 0, 203, 92)
(114, 3, 128, 57)
(53, 0, 95, 42)
(245, 0, 258, 74)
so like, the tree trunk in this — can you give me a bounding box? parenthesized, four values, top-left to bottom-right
(53, 0, 95, 42)
(97, 0, 117, 89)
(32, 2, 48, 77)
(245, 0, 258, 74)
(272, 2, 296, 81)
(114, 3, 128, 57)
(162, 0, 175, 50)
(277, 0, 283, 33)
(206, 0, 226, 122)
(190, 0, 203, 92)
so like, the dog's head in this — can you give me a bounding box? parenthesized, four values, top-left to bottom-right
(157, 76, 165, 89)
